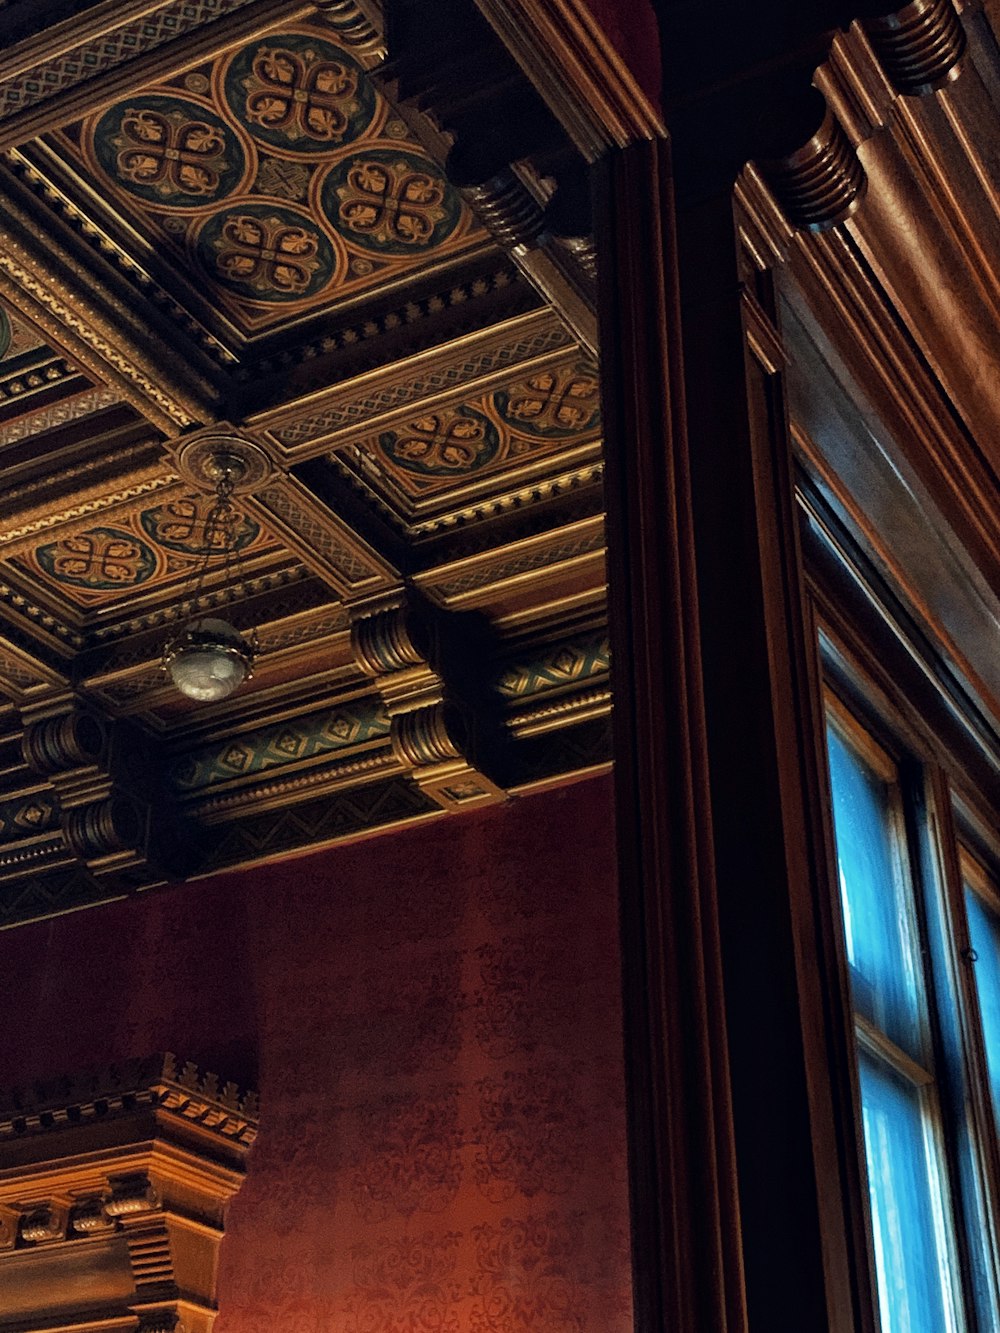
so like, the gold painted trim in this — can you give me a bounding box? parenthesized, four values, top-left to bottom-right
(0, 1, 316, 150)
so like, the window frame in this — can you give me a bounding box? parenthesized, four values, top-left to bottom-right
(822, 688, 974, 1333)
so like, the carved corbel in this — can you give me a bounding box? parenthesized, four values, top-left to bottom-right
(375, 0, 598, 353)
(755, 103, 866, 231)
(350, 600, 506, 810)
(864, 0, 965, 94)
(19, 701, 190, 878)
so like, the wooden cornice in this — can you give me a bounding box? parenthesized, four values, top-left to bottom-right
(472, 0, 664, 160)
(0, 1054, 256, 1333)
(735, 0, 1000, 605)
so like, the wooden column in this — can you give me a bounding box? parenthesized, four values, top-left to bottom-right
(596, 19, 878, 1328)
(596, 135, 748, 1333)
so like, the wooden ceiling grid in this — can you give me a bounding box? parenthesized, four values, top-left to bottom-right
(0, 0, 612, 924)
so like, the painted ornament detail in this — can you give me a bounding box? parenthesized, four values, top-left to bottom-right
(494, 364, 600, 437)
(378, 407, 500, 476)
(198, 204, 334, 300)
(325, 149, 460, 254)
(36, 527, 156, 590)
(139, 494, 259, 554)
(93, 96, 245, 206)
(224, 36, 376, 152)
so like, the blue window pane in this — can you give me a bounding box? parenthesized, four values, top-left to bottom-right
(826, 725, 926, 1061)
(965, 888, 1000, 1127)
(859, 1051, 959, 1333)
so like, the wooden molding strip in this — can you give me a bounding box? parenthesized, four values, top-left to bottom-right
(473, 0, 664, 161)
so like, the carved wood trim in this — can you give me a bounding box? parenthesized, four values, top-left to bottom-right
(595, 134, 747, 1333)
(0, 1054, 256, 1333)
(473, 0, 664, 160)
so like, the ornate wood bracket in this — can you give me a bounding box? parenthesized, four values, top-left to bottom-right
(0, 1054, 257, 1333)
(375, 0, 599, 352)
(350, 598, 506, 810)
(18, 700, 192, 880)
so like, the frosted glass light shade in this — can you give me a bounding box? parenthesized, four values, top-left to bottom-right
(165, 618, 253, 702)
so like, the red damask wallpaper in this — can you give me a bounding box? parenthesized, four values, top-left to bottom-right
(0, 774, 633, 1333)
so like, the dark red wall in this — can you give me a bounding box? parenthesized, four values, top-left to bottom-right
(0, 774, 632, 1333)
(583, 0, 661, 106)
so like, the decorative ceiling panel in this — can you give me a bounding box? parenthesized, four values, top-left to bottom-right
(7, 489, 277, 610)
(46, 23, 485, 336)
(317, 354, 603, 532)
(0, 0, 613, 922)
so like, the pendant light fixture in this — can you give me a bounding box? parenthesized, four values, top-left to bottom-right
(161, 450, 259, 703)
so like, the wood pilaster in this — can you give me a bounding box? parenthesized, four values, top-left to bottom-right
(595, 11, 881, 1324)
(596, 135, 747, 1333)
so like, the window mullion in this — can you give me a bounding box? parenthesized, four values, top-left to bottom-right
(909, 765, 1000, 1331)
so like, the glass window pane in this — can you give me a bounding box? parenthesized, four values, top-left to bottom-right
(965, 888, 1000, 1126)
(858, 1050, 960, 1333)
(826, 724, 927, 1061)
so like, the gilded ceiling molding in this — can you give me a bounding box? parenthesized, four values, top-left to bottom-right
(249, 475, 399, 597)
(472, 0, 664, 160)
(414, 513, 606, 610)
(190, 745, 397, 821)
(242, 263, 527, 392)
(0, 462, 177, 552)
(254, 309, 573, 456)
(507, 682, 612, 737)
(168, 694, 389, 795)
(6, 148, 239, 368)
(0, 638, 66, 703)
(0, 245, 202, 430)
(0, 1054, 256, 1333)
(0, 385, 122, 449)
(0, 0, 315, 149)
(196, 772, 437, 873)
(404, 460, 604, 537)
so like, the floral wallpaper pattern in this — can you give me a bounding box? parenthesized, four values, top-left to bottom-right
(0, 776, 632, 1333)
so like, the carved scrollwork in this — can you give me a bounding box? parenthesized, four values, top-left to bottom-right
(865, 0, 965, 95)
(757, 106, 865, 231)
(21, 709, 107, 775)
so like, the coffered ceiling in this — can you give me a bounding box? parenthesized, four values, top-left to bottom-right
(0, 0, 611, 925)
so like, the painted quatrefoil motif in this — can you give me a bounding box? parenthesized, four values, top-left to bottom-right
(323, 150, 461, 254)
(196, 204, 335, 300)
(36, 528, 157, 590)
(223, 34, 376, 152)
(378, 407, 500, 476)
(93, 95, 247, 207)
